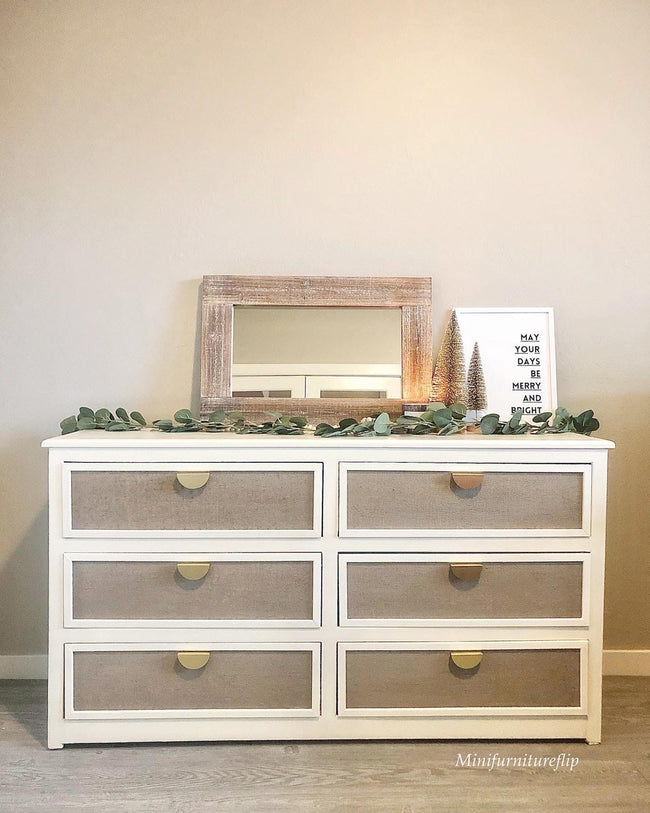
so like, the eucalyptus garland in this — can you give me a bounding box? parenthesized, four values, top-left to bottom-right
(59, 403, 599, 437)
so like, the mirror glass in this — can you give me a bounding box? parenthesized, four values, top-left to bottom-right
(232, 306, 402, 399)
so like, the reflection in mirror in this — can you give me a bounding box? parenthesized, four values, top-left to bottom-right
(232, 307, 402, 399)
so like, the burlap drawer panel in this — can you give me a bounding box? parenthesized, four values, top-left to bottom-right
(345, 649, 581, 709)
(346, 471, 583, 530)
(73, 650, 314, 711)
(71, 470, 315, 531)
(346, 561, 583, 620)
(73, 560, 314, 621)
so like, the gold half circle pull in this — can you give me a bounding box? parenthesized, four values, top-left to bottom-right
(176, 471, 210, 490)
(449, 563, 483, 582)
(451, 472, 484, 490)
(177, 563, 211, 581)
(450, 651, 483, 670)
(177, 651, 210, 670)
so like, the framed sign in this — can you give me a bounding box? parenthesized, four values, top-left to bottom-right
(454, 307, 557, 420)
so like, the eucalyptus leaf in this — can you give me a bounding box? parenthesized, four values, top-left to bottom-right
(339, 418, 358, 429)
(130, 411, 146, 426)
(60, 416, 78, 435)
(174, 409, 195, 424)
(439, 423, 461, 435)
(480, 414, 500, 435)
(449, 403, 467, 419)
(396, 415, 420, 425)
(433, 409, 452, 428)
(94, 408, 112, 423)
(115, 407, 129, 422)
(552, 407, 571, 429)
(532, 412, 552, 424)
(77, 415, 97, 430)
(78, 407, 94, 418)
(373, 412, 391, 435)
(105, 421, 129, 431)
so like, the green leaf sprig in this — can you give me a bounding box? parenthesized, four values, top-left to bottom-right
(478, 407, 599, 436)
(59, 404, 599, 437)
(152, 409, 308, 435)
(60, 407, 146, 434)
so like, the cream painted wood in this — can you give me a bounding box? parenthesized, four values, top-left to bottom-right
(338, 553, 590, 627)
(337, 641, 588, 717)
(64, 553, 322, 629)
(230, 372, 402, 399)
(65, 643, 321, 719)
(43, 432, 612, 748)
(62, 462, 323, 538)
(339, 462, 591, 538)
(305, 375, 401, 398)
(231, 375, 305, 397)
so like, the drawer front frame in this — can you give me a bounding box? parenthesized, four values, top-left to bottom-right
(337, 641, 588, 717)
(339, 462, 591, 537)
(64, 553, 322, 628)
(62, 462, 323, 538)
(338, 553, 590, 627)
(65, 642, 321, 720)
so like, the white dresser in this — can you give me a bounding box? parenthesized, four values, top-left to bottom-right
(43, 430, 613, 749)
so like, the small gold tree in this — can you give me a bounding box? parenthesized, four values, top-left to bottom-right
(430, 310, 467, 406)
(466, 341, 487, 417)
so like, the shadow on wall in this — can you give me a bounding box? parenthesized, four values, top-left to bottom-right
(191, 280, 202, 415)
(137, 279, 202, 422)
(0, 450, 48, 659)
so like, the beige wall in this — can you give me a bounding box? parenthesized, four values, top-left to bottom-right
(1, 0, 648, 657)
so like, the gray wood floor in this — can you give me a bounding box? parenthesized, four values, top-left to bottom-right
(0, 678, 649, 812)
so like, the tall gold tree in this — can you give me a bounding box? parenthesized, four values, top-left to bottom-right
(466, 341, 487, 415)
(430, 309, 467, 405)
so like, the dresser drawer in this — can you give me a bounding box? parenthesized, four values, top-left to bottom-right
(65, 643, 321, 719)
(338, 642, 586, 716)
(63, 463, 322, 537)
(65, 553, 321, 627)
(339, 554, 588, 626)
(339, 463, 590, 537)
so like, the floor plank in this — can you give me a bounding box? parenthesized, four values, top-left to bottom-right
(0, 678, 648, 812)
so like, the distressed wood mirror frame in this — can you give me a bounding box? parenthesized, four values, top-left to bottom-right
(200, 275, 433, 422)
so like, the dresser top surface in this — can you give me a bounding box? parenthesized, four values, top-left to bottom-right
(42, 429, 614, 450)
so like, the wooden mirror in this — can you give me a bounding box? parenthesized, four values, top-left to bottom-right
(200, 275, 433, 422)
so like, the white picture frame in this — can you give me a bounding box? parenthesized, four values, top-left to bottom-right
(454, 307, 557, 420)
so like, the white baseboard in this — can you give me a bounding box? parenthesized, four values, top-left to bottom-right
(603, 649, 650, 676)
(1, 651, 649, 680)
(0, 655, 48, 679)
